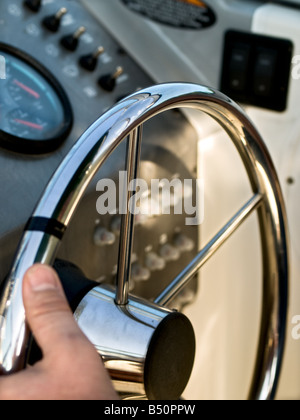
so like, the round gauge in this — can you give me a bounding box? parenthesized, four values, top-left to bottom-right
(0, 44, 73, 154)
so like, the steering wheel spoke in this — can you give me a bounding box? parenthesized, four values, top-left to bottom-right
(116, 126, 143, 305)
(155, 193, 264, 306)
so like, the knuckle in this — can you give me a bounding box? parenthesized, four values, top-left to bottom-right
(29, 290, 70, 319)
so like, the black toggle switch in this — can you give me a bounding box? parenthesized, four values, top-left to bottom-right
(79, 47, 104, 71)
(98, 67, 124, 92)
(42, 7, 68, 32)
(61, 27, 86, 51)
(24, 0, 42, 12)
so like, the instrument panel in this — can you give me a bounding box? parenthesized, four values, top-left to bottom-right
(0, 43, 72, 153)
(0, 0, 199, 310)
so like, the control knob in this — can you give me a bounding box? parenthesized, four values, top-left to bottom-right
(174, 234, 195, 252)
(145, 252, 166, 272)
(93, 227, 116, 247)
(131, 263, 151, 283)
(160, 243, 180, 262)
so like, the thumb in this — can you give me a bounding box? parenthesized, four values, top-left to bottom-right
(23, 264, 84, 360)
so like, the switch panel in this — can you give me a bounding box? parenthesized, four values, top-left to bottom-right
(221, 31, 293, 112)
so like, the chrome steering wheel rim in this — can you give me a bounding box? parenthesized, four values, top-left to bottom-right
(0, 83, 288, 400)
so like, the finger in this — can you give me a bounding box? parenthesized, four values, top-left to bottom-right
(22, 264, 86, 360)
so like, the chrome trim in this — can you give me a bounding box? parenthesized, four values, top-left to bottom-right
(0, 83, 288, 400)
(116, 127, 142, 306)
(74, 284, 172, 397)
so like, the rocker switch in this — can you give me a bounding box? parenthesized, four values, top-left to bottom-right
(253, 49, 277, 97)
(228, 44, 250, 92)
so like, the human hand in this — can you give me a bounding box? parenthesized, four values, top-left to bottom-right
(0, 264, 118, 400)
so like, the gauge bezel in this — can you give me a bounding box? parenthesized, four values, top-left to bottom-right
(0, 43, 73, 154)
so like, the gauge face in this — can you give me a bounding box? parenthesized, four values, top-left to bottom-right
(0, 45, 73, 154)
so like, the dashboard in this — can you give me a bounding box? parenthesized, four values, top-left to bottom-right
(0, 0, 300, 400)
(0, 0, 199, 309)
